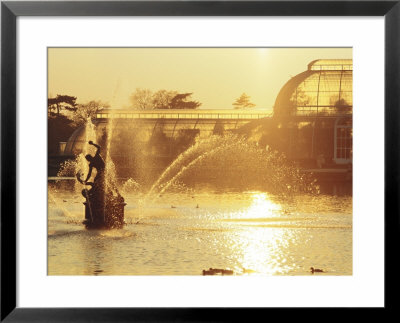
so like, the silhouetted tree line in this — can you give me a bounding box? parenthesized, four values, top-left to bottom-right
(48, 88, 204, 156)
(48, 94, 106, 155)
(48, 95, 77, 116)
(130, 88, 201, 110)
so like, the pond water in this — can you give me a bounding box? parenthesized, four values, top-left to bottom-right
(48, 185, 352, 276)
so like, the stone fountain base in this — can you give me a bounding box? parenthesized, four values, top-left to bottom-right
(83, 195, 126, 229)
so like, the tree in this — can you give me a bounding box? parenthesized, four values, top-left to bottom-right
(129, 88, 201, 110)
(48, 94, 77, 156)
(332, 98, 351, 114)
(290, 89, 310, 107)
(169, 93, 201, 109)
(232, 93, 256, 109)
(280, 89, 310, 116)
(72, 100, 108, 126)
(48, 94, 77, 116)
(130, 88, 154, 110)
(152, 90, 177, 109)
(48, 114, 75, 155)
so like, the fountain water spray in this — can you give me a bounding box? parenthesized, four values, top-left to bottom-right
(145, 133, 318, 198)
(56, 120, 318, 229)
(146, 135, 236, 198)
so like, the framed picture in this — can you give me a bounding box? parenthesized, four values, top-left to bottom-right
(1, 0, 399, 321)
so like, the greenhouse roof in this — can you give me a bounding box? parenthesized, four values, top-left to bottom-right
(308, 59, 353, 71)
(274, 59, 353, 116)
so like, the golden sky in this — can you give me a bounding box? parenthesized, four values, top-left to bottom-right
(48, 48, 352, 110)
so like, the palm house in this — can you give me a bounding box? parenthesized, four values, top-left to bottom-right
(274, 59, 352, 117)
(271, 59, 352, 166)
(52, 58, 352, 179)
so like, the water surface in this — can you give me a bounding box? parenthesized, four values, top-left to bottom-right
(48, 185, 352, 276)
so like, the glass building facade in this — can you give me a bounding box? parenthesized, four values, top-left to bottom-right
(274, 59, 352, 117)
(272, 59, 352, 165)
(60, 59, 352, 172)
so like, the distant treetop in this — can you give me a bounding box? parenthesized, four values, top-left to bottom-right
(48, 94, 77, 116)
(233, 93, 256, 109)
(129, 88, 201, 110)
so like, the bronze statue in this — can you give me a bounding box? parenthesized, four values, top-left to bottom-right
(76, 141, 126, 229)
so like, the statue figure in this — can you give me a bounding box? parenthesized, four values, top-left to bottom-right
(84, 141, 105, 184)
(76, 141, 125, 229)
(76, 171, 94, 200)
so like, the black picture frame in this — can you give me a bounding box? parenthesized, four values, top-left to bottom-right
(1, 1, 399, 321)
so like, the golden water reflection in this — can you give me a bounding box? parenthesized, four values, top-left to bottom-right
(226, 193, 294, 275)
(234, 192, 282, 219)
(48, 186, 352, 275)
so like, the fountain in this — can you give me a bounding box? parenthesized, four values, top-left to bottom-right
(49, 115, 353, 277)
(56, 118, 319, 230)
(76, 140, 126, 229)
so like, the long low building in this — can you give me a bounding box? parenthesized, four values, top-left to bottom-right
(95, 109, 272, 120)
(63, 109, 273, 156)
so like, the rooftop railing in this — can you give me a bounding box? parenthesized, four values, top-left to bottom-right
(95, 107, 352, 120)
(95, 110, 273, 120)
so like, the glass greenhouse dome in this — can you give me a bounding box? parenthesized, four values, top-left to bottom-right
(274, 59, 352, 116)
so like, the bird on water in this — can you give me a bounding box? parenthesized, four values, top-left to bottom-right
(310, 267, 324, 274)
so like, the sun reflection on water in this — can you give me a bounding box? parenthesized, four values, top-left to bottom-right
(234, 192, 282, 219)
(48, 187, 352, 275)
(228, 193, 296, 275)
